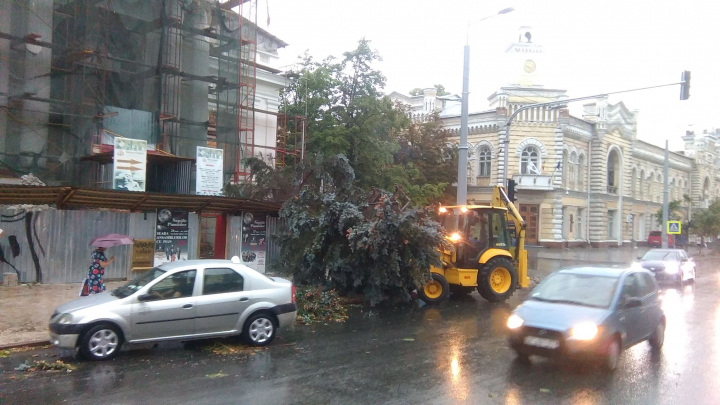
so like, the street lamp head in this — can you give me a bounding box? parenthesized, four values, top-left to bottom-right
(498, 7, 515, 14)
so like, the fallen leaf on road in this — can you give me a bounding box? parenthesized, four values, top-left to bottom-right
(206, 372, 228, 379)
(403, 338, 415, 342)
(540, 388, 551, 393)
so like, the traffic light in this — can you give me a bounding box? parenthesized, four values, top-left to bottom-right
(507, 179, 517, 202)
(680, 71, 691, 100)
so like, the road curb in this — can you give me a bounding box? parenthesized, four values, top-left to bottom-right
(0, 339, 50, 351)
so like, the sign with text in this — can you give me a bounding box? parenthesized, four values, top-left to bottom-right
(154, 208, 189, 266)
(667, 221, 682, 235)
(132, 239, 155, 269)
(196, 146, 224, 196)
(241, 212, 266, 273)
(113, 138, 147, 192)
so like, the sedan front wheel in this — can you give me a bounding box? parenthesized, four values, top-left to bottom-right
(79, 323, 123, 361)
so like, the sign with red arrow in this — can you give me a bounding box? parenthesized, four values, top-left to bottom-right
(113, 138, 147, 192)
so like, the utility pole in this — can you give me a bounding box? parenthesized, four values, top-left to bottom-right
(456, 44, 470, 205)
(662, 140, 669, 248)
(456, 7, 514, 205)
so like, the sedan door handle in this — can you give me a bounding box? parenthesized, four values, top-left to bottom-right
(239, 297, 249, 302)
(182, 304, 193, 309)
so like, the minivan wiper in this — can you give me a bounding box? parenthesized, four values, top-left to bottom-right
(544, 298, 605, 308)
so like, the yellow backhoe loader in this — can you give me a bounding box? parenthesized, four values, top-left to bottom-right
(418, 185, 530, 303)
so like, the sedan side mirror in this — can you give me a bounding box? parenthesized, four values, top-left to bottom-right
(138, 293, 154, 302)
(624, 297, 642, 309)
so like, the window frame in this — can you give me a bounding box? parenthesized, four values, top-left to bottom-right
(520, 146, 541, 175)
(478, 146, 492, 177)
(201, 267, 246, 296)
(145, 269, 198, 301)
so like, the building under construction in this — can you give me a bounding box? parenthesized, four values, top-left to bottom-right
(0, 0, 306, 191)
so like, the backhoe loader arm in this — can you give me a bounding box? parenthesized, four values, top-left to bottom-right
(492, 186, 530, 288)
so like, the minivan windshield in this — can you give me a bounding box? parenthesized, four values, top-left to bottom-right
(112, 268, 166, 298)
(642, 250, 677, 261)
(529, 272, 619, 308)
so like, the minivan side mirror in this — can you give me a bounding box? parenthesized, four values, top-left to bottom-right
(624, 297, 642, 309)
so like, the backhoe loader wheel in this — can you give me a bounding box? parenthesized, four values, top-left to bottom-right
(418, 273, 450, 304)
(478, 257, 517, 303)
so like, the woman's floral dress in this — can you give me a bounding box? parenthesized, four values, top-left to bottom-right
(87, 251, 107, 294)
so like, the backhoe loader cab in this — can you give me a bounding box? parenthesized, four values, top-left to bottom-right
(419, 186, 530, 304)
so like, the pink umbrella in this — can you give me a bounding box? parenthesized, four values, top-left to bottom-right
(89, 234, 134, 248)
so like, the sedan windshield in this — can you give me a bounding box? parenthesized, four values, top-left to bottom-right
(642, 251, 677, 261)
(529, 273, 619, 308)
(112, 268, 166, 298)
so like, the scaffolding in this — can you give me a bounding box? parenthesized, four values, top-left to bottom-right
(275, 114, 306, 167)
(0, 0, 264, 189)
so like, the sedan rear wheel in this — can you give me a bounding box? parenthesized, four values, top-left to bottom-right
(244, 313, 276, 347)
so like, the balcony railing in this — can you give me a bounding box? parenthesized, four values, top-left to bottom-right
(607, 185, 618, 194)
(513, 174, 554, 190)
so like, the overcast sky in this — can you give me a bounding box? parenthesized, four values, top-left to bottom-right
(253, 0, 718, 150)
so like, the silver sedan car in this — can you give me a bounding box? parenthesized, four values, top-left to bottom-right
(49, 257, 296, 361)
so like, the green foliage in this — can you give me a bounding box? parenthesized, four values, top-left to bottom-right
(279, 40, 457, 208)
(655, 200, 684, 226)
(688, 199, 720, 242)
(275, 155, 446, 306)
(295, 287, 349, 324)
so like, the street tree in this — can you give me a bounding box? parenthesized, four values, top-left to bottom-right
(655, 200, 684, 226)
(279, 40, 458, 207)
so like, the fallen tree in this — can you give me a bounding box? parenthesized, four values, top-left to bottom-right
(272, 155, 446, 306)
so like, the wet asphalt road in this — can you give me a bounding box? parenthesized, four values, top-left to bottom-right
(2, 255, 720, 404)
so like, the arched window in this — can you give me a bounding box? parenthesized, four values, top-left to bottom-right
(577, 154, 585, 192)
(569, 152, 577, 190)
(639, 170, 645, 200)
(631, 168, 637, 199)
(521, 146, 541, 174)
(607, 149, 621, 194)
(478, 146, 491, 177)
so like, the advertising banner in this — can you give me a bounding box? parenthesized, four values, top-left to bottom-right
(154, 208, 189, 267)
(131, 239, 155, 270)
(241, 212, 266, 273)
(196, 146, 224, 196)
(113, 137, 147, 191)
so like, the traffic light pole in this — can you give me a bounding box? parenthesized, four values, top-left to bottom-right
(501, 75, 691, 187)
(662, 140, 669, 249)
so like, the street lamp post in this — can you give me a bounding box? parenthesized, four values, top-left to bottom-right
(456, 7, 514, 205)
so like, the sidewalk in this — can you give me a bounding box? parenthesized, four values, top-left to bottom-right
(0, 281, 125, 348)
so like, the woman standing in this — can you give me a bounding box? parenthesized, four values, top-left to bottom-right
(88, 247, 114, 294)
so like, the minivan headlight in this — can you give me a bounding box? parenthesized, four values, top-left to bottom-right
(570, 323, 598, 340)
(56, 313, 74, 325)
(507, 314, 524, 329)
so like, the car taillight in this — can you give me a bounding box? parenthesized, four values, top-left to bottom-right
(291, 284, 296, 303)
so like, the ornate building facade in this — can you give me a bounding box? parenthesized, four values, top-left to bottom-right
(392, 27, 719, 247)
